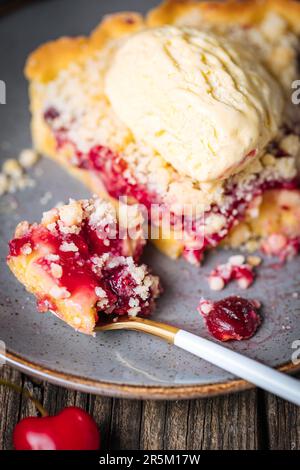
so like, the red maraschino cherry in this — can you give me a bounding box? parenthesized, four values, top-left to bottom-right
(13, 406, 100, 450)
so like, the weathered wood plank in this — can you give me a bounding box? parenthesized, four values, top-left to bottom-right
(140, 401, 166, 450)
(89, 395, 113, 450)
(19, 375, 43, 420)
(109, 398, 142, 450)
(186, 390, 260, 450)
(0, 365, 22, 450)
(42, 381, 88, 416)
(265, 392, 300, 450)
(163, 400, 190, 450)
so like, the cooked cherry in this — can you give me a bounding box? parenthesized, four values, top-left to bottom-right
(198, 296, 261, 341)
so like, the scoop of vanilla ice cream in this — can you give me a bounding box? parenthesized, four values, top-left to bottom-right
(105, 26, 284, 183)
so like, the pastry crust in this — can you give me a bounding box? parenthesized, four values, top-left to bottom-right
(25, 12, 145, 83)
(147, 0, 300, 32)
(25, 0, 300, 84)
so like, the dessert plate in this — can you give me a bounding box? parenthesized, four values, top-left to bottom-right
(0, 0, 299, 399)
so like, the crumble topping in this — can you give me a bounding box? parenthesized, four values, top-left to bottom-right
(49, 285, 71, 300)
(59, 199, 83, 227)
(59, 241, 78, 252)
(221, 12, 299, 90)
(86, 197, 116, 233)
(91, 253, 109, 275)
(42, 208, 59, 226)
(50, 262, 63, 279)
(15, 221, 30, 238)
(20, 243, 32, 256)
(45, 253, 59, 262)
(95, 286, 107, 298)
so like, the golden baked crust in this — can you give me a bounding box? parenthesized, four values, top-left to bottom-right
(148, 0, 300, 32)
(25, 12, 145, 83)
(25, 0, 300, 84)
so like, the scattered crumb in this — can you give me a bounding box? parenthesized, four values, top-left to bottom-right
(244, 240, 260, 252)
(208, 254, 256, 291)
(247, 255, 262, 267)
(8, 175, 35, 193)
(0, 149, 40, 198)
(209, 276, 225, 291)
(19, 148, 39, 168)
(282, 324, 291, 331)
(2, 158, 22, 178)
(292, 292, 298, 299)
(40, 191, 53, 205)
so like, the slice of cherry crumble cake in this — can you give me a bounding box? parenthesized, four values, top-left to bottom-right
(7, 197, 160, 334)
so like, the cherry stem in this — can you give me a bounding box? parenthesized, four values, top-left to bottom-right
(0, 378, 48, 417)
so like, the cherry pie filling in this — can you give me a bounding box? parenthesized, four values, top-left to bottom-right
(44, 108, 300, 264)
(7, 198, 161, 329)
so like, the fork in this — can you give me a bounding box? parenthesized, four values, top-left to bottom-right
(96, 316, 300, 405)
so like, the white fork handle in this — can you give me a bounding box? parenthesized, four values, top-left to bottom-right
(174, 330, 300, 405)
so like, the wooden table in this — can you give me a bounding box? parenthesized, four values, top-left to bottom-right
(0, 365, 299, 450)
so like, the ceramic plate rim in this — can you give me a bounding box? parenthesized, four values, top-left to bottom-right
(3, 349, 300, 399)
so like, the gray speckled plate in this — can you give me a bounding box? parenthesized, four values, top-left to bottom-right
(0, 0, 299, 399)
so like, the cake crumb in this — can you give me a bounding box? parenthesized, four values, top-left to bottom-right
(2, 159, 22, 178)
(208, 275, 225, 291)
(247, 255, 262, 267)
(0, 149, 40, 198)
(19, 149, 39, 168)
(40, 191, 53, 205)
